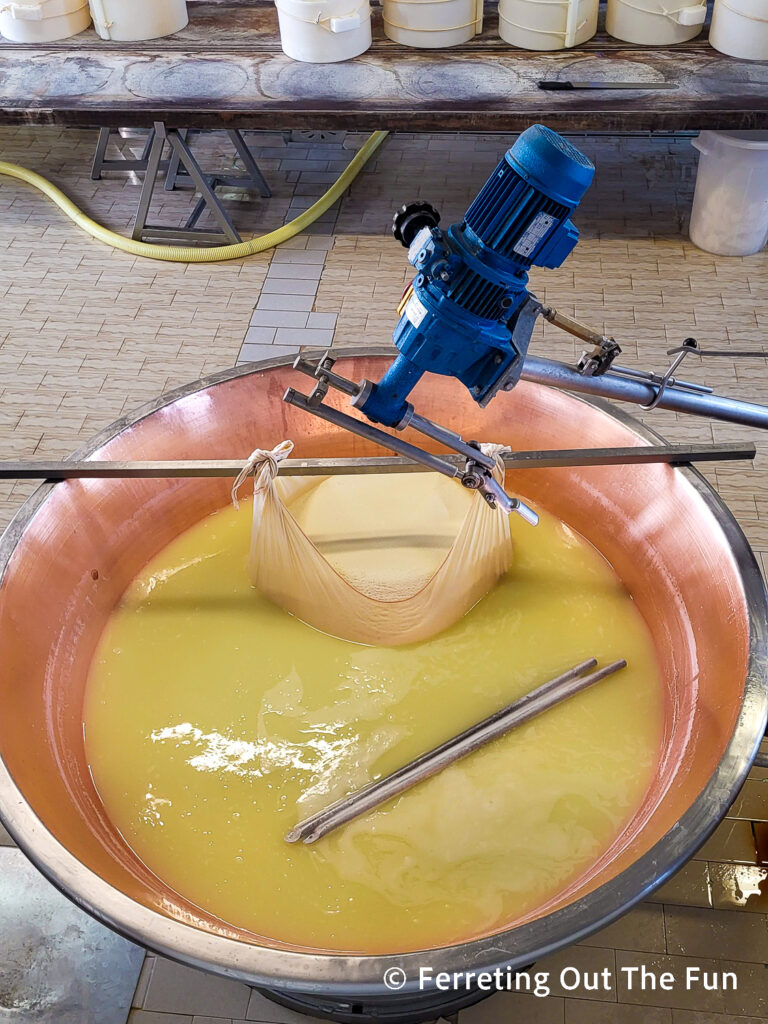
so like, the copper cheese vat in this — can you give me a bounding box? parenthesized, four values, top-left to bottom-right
(0, 350, 766, 1013)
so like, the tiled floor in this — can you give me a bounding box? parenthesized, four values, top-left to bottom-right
(0, 125, 767, 1024)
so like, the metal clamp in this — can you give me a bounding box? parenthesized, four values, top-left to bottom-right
(639, 338, 702, 411)
(285, 353, 539, 523)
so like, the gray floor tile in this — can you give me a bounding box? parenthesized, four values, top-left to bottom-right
(274, 327, 333, 347)
(250, 310, 309, 329)
(256, 293, 315, 312)
(243, 326, 277, 345)
(238, 343, 298, 364)
(270, 250, 327, 265)
(266, 264, 324, 281)
(143, 959, 250, 1018)
(244, 988, 329, 1022)
(262, 278, 319, 296)
(0, 819, 15, 846)
(132, 954, 157, 1009)
(306, 313, 337, 329)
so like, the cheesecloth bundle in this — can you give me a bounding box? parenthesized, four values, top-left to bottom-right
(232, 440, 513, 646)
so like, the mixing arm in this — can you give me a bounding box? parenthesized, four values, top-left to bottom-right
(283, 123, 768, 519)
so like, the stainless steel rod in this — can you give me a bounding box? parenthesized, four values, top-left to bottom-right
(523, 356, 768, 430)
(283, 388, 463, 481)
(292, 659, 627, 846)
(0, 444, 753, 481)
(286, 657, 598, 845)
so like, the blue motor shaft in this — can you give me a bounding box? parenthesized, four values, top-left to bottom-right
(355, 125, 595, 429)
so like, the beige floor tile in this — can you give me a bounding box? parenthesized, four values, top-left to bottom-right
(663, 906, 768, 964)
(459, 991, 565, 1023)
(672, 1013, 768, 1024)
(699, 821, 759, 866)
(728, 780, 768, 823)
(564, 1000, 672, 1023)
(722, 961, 768, 1017)
(581, 905, 667, 953)
(129, 1013, 193, 1024)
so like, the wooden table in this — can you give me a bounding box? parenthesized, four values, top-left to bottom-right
(1, 0, 767, 132)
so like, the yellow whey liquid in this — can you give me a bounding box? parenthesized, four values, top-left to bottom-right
(84, 485, 664, 954)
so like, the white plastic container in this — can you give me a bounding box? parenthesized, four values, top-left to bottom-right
(0, 0, 90, 42)
(710, 0, 768, 60)
(383, 0, 482, 48)
(606, 0, 706, 44)
(498, 0, 598, 50)
(88, 0, 188, 40)
(689, 131, 768, 257)
(275, 0, 371, 61)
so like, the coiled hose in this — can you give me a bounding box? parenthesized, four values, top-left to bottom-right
(0, 130, 388, 264)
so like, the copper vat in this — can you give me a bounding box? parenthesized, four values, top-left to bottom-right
(0, 350, 766, 1003)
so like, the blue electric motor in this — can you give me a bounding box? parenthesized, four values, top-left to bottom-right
(355, 125, 595, 429)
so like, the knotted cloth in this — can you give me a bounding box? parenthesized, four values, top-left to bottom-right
(233, 441, 513, 646)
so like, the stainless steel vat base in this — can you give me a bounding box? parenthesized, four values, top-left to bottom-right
(258, 983, 493, 1023)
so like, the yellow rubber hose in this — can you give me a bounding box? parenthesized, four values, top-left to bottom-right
(0, 130, 388, 264)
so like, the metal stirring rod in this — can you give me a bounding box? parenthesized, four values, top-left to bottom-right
(286, 657, 598, 844)
(0, 442, 754, 480)
(288, 658, 627, 846)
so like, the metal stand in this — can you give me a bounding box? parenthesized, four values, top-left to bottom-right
(91, 127, 174, 180)
(131, 122, 271, 245)
(93, 122, 271, 246)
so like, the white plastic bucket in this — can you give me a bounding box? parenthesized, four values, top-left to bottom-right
(383, 0, 482, 48)
(88, 0, 188, 40)
(275, 0, 371, 61)
(689, 131, 768, 257)
(710, 0, 768, 60)
(0, 0, 90, 41)
(606, 0, 706, 44)
(498, 0, 598, 50)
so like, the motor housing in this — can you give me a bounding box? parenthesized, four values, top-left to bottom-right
(356, 124, 595, 428)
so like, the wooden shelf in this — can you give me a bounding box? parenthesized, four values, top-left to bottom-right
(1, 0, 766, 131)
